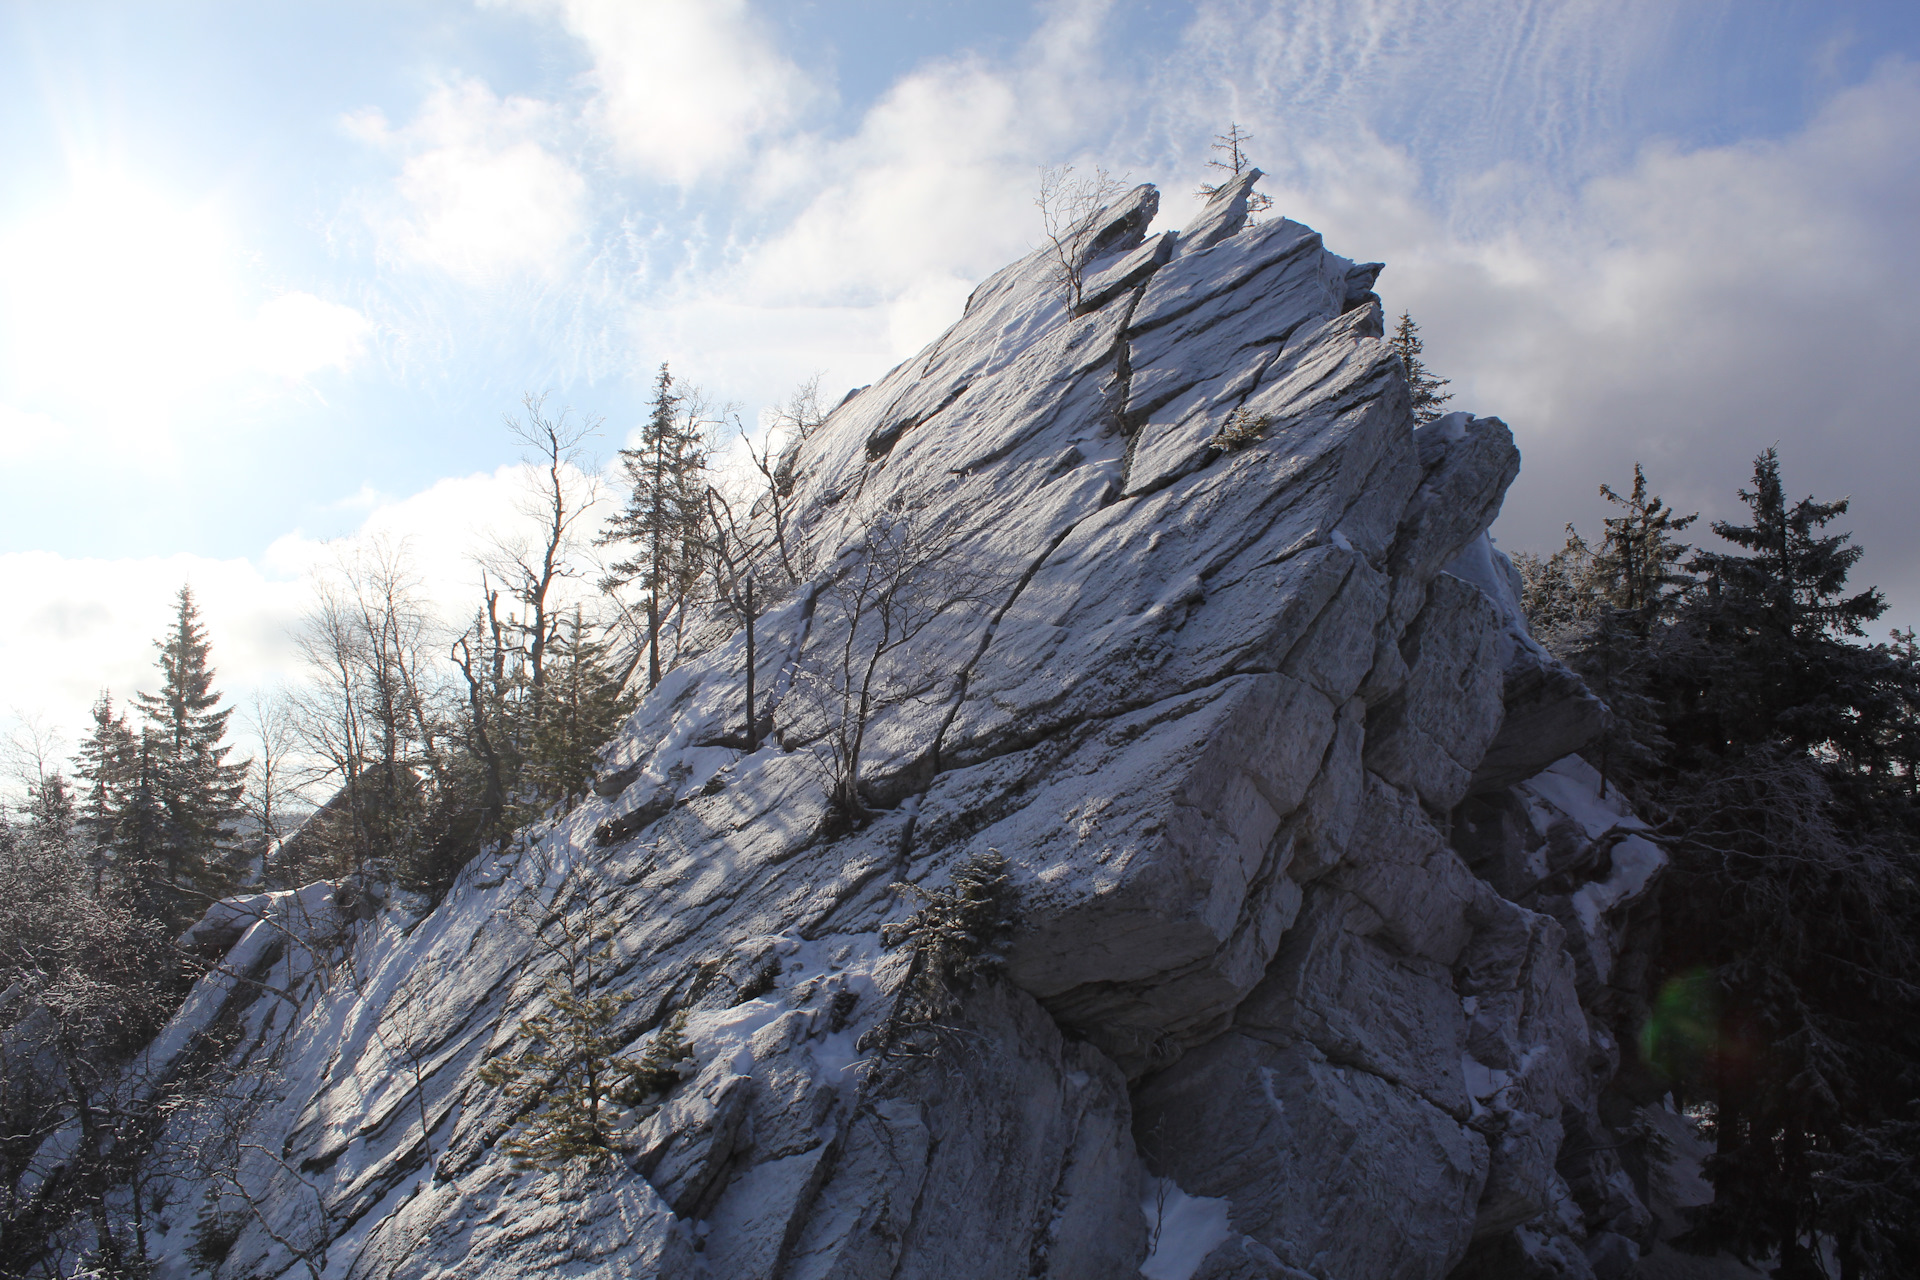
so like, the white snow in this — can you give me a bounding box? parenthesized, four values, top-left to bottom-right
(1521, 755, 1647, 840)
(686, 997, 787, 1075)
(1462, 1054, 1508, 1103)
(1570, 834, 1665, 935)
(1138, 1178, 1233, 1280)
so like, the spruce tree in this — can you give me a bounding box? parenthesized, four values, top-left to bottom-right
(1583, 465, 1699, 790)
(1680, 448, 1895, 767)
(132, 587, 247, 923)
(1515, 525, 1603, 653)
(476, 904, 682, 1168)
(601, 364, 710, 689)
(74, 693, 136, 891)
(521, 609, 637, 809)
(1517, 449, 1920, 1273)
(1622, 450, 1920, 1274)
(1388, 312, 1452, 424)
(1595, 464, 1699, 624)
(1882, 627, 1920, 799)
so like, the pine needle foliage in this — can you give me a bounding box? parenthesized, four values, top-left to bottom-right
(616, 1012, 694, 1105)
(601, 363, 711, 689)
(478, 973, 638, 1168)
(882, 849, 1016, 1025)
(478, 909, 689, 1169)
(1595, 464, 1699, 624)
(1388, 312, 1452, 424)
(1516, 452, 1920, 1274)
(75, 587, 249, 926)
(1514, 526, 1604, 654)
(520, 608, 637, 811)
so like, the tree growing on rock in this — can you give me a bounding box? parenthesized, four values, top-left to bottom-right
(746, 377, 828, 589)
(289, 547, 441, 886)
(1035, 164, 1128, 311)
(601, 365, 713, 690)
(1559, 465, 1700, 793)
(857, 848, 1018, 1079)
(479, 896, 689, 1167)
(881, 848, 1016, 1026)
(520, 607, 636, 807)
(796, 498, 993, 832)
(113, 587, 249, 927)
(1388, 312, 1452, 424)
(700, 484, 771, 752)
(0, 805, 191, 1277)
(1522, 450, 1920, 1276)
(485, 395, 605, 730)
(1195, 122, 1274, 218)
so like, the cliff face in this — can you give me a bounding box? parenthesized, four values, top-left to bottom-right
(74, 177, 1666, 1280)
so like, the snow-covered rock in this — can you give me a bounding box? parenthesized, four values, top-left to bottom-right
(22, 177, 1681, 1279)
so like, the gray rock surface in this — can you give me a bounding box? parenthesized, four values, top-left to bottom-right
(21, 177, 1677, 1279)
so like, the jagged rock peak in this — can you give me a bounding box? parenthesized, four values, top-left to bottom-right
(37, 176, 1673, 1280)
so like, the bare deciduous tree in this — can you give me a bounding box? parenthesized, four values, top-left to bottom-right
(796, 498, 995, 830)
(1035, 164, 1128, 310)
(483, 395, 605, 712)
(744, 380, 828, 589)
(242, 689, 301, 885)
(289, 542, 442, 881)
(702, 485, 770, 752)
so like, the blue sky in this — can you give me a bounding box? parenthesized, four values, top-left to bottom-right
(4, 0, 1920, 752)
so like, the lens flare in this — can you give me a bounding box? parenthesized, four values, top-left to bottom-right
(1640, 968, 1722, 1081)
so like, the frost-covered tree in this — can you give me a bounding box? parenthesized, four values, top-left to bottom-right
(485, 395, 603, 721)
(1512, 452, 1920, 1275)
(289, 549, 440, 885)
(478, 899, 685, 1167)
(1678, 447, 1899, 769)
(0, 804, 186, 1277)
(1035, 164, 1128, 310)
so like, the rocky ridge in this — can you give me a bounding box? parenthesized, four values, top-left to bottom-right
(51, 172, 1680, 1279)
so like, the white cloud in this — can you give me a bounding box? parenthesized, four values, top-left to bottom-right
(263, 460, 615, 624)
(508, 0, 818, 186)
(0, 551, 311, 752)
(1230, 61, 1920, 628)
(17, 0, 1920, 778)
(347, 79, 589, 282)
(641, 2, 1128, 381)
(0, 403, 72, 460)
(0, 167, 377, 463)
(250, 292, 375, 379)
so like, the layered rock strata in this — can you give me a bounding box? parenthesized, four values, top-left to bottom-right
(36, 175, 1675, 1280)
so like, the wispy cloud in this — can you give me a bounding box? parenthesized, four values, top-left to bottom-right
(345, 78, 589, 283)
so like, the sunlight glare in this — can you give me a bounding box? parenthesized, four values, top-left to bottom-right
(0, 167, 246, 420)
